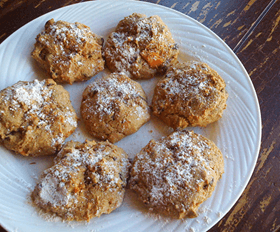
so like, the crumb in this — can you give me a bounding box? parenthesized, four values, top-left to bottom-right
(203, 216, 212, 224)
(189, 227, 196, 232)
(216, 211, 222, 217)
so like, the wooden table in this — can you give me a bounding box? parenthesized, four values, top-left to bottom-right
(0, 0, 279, 231)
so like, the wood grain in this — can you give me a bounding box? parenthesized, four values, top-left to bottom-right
(0, 0, 273, 47)
(143, 0, 272, 49)
(209, 0, 280, 231)
(0, 0, 88, 44)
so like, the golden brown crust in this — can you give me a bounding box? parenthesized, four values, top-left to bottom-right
(32, 140, 129, 221)
(0, 79, 77, 156)
(152, 61, 228, 129)
(81, 72, 150, 143)
(32, 19, 104, 84)
(129, 130, 224, 219)
(103, 13, 179, 79)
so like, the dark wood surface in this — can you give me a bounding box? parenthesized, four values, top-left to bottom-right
(0, 0, 279, 231)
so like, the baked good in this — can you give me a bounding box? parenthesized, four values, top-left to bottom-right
(0, 79, 77, 156)
(103, 13, 179, 79)
(129, 130, 224, 219)
(81, 72, 150, 143)
(152, 61, 228, 129)
(32, 140, 129, 221)
(32, 19, 104, 84)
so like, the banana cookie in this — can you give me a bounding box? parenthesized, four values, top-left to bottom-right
(152, 61, 228, 129)
(81, 72, 150, 143)
(32, 140, 129, 221)
(129, 130, 224, 219)
(0, 79, 77, 156)
(32, 19, 104, 84)
(103, 13, 179, 79)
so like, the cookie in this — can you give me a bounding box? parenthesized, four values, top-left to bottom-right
(103, 13, 179, 79)
(32, 19, 104, 84)
(0, 79, 77, 156)
(32, 140, 129, 221)
(81, 72, 150, 143)
(152, 61, 228, 129)
(129, 130, 224, 219)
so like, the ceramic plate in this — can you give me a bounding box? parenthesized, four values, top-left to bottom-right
(0, 0, 261, 231)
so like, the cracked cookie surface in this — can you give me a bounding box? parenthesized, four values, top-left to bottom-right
(0, 79, 77, 156)
(32, 19, 104, 84)
(103, 13, 179, 79)
(129, 130, 224, 219)
(152, 61, 228, 129)
(81, 72, 150, 143)
(32, 140, 129, 221)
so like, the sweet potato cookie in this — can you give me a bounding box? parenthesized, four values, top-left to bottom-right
(32, 19, 104, 84)
(103, 13, 179, 79)
(32, 140, 129, 221)
(152, 61, 228, 129)
(129, 130, 224, 219)
(0, 79, 77, 156)
(81, 72, 150, 143)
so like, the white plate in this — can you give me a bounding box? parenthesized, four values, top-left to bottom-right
(0, 0, 261, 231)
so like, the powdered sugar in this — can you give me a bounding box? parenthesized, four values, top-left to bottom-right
(64, 110, 78, 127)
(39, 174, 69, 206)
(5, 79, 51, 108)
(45, 21, 92, 49)
(51, 133, 64, 147)
(14, 80, 51, 106)
(0, 79, 77, 156)
(152, 61, 228, 128)
(104, 13, 178, 79)
(130, 130, 221, 217)
(34, 141, 129, 219)
(36, 19, 103, 79)
(162, 61, 217, 106)
(4, 80, 53, 127)
(83, 73, 148, 120)
(3, 80, 76, 133)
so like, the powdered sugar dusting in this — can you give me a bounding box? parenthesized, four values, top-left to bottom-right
(3, 80, 76, 133)
(39, 175, 69, 205)
(162, 61, 218, 108)
(33, 141, 129, 220)
(130, 130, 223, 218)
(6, 79, 52, 109)
(64, 110, 78, 127)
(83, 73, 148, 121)
(152, 61, 227, 128)
(104, 13, 178, 79)
(0, 79, 77, 156)
(34, 19, 104, 84)
(109, 33, 139, 74)
(40, 20, 93, 60)
(3, 80, 54, 128)
(51, 133, 64, 147)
